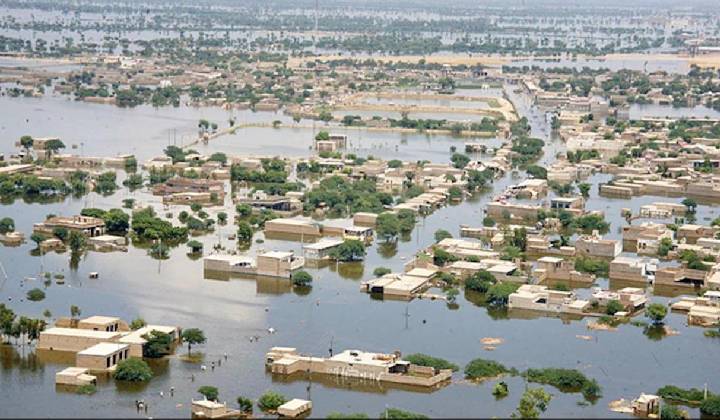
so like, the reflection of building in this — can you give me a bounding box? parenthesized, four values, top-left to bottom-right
(315, 134, 347, 152)
(266, 347, 452, 389)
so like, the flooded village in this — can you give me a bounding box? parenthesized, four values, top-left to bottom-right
(2, 0, 720, 418)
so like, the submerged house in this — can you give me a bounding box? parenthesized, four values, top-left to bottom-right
(508, 284, 590, 315)
(265, 347, 452, 389)
(203, 251, 305, 279)
(34, 215, 106, 237)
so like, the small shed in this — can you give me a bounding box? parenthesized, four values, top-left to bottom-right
(277, 399, 312, 417)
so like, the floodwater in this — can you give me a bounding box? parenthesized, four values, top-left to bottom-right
(1, 86, 719, 418)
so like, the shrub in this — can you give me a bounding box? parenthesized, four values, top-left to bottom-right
(486, 282, 520, 306)
(700, 396, 720, 417)
(657, 385, 707, 404)
(403, 353, 459, 371)
(373, 267, 391, 277)
(292, 270, 313, 287)
(327, 413, 369, 419)
(257, 391, 287, 412)
(464, 358, 510, 380)
(114, 358, 153, 382)
(661, 404, 688, 420)
(524, 368, 601, 401)
(605, 300, 624, 315)
(236, 396, 253, 414)
(26, 288, 46, 302)
(645, 303, 668, 325)
(198, 386, 219, 401)
(466, 270, 497, 290)
(76, 384, 96, 395)
(492, 381, 509, 398)
(381, 408, 429, 419)
(434, 229, 452, 243)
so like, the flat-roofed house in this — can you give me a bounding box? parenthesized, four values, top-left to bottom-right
(508, 284, 590, 314)
(202, 255, 255, 274)
(536, 256, 594, 283)
(303, 239, 344, 261)
(266, 348, 452, 389)
(38, 328, 122, 353)
(609, 256, 650, 283)
(575, 232, 622, 258)
(256, 251, 304, 278)
(55, 367, 97, 386)
(191, 400, 242, 419)
(34, 215, 105, 237)
(76, 342, 130, 372)
(77, 316, 128, 332)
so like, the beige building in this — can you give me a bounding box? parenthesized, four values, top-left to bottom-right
(38, 328, 122, 353)
(191, 399, 242, 419)
(76, 342, 130, 372)
(55, 367, 97, 386)
(34, 215, 105, 237)
(256, 251, 305, 278)
(278, 399, 313, 418)
(609, 256, 651, 283)
(508, 284, 590, 314)
(266, 348, 452, 389)
(536, 256, 594, 284)
(361, 268, 437, 299)
(575, 233, 622, 258)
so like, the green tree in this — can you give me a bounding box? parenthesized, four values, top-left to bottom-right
(526, 165, 547, 179)
(681, 198, 697, 213)
(660, 404, 688, 420)
(605, 300, 624, 315)
(292, 270, 313, 287)
(450, 153, 471, 169)
(44, 139, 65, 157)
(198, 386, 219, 401)
(403, 353, 459, 371)
(52, 227, 69, 241)
(187, 240, 203, 253)
(237, 396, 253, 414)
(700, 396, 720, 417)
(257, 391, 287, 412)
(237, 222, 253, 243)
(464, 358, 510, 380)
(70, 305, 81, 319)
(513, 388, 551, 419)
(482, 217, 496, 227)
(578, 182, 591, 198)
(181, 328, 206, 355)
(329, 239, 366, 261)
(486, 282, 520, 306)
(20, 135, 33, 151)
(376, 213, 401, 241)
(130, 317, 146, 330)
(114, 358, 153, 382)
(142, 330, 173, 358)
(236, 204, 252, 217)
(645, 303, 668, 325)
(68, 230, 86, 253)
(0, 217, 14, 234)
(30, 233, 45, 248)
(435, 229, 453, 243)
(493, 381, 509, 398)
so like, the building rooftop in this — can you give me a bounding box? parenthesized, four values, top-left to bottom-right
(303, 239, 344, 250)
(77, 342, 129, 357)
(330, 350, 395, 367)
(80, 316, 121, 325)
(42, 327, 121, 339)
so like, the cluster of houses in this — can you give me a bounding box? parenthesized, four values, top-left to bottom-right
(39, 316, 179, 387)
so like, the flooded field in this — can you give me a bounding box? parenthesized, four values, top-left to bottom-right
(2, 84, 720, 418)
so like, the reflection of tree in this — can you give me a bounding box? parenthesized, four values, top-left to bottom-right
(337, 262, 364, 280)
(377, 242, 397, 258)
(643, 325, 667, 341)
(293, 285, 312, 296)
(69, 251, 81, 270)
(464, 290, 509, 320)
